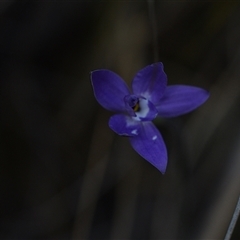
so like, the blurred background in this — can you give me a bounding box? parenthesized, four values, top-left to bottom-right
(1, 0, 240, 239)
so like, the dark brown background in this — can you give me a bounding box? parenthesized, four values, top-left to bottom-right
(1, 1, 240, 239)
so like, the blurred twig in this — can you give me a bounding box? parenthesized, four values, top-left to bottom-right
(224, 197, 240, 240)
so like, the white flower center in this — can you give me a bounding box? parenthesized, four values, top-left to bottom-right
(132, 98, 149, 121)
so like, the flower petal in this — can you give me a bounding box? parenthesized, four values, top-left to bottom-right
(109, 114, 140, 136)
(129, 122, 167, 173)
(156, 85, 210, 117)
(91, 70, 130, 112)
(132, 62, 167, 104)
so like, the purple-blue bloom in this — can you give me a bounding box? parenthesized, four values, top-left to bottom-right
(90, 63, 209, 173)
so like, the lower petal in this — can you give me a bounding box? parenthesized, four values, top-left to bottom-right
(156, 85, 209, 117)
(129, 122, 167, 173)
(109, 114, 140, 136)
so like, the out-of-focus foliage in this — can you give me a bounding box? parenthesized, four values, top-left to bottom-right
(0, 1, 240, 239)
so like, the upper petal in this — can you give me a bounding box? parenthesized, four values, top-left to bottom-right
(131, 62, 167, 104)
(156, 85, 210, 117)
(129, 122, 167, 173)
(109, 114, 140, 137)
(91, 70, 130, 112)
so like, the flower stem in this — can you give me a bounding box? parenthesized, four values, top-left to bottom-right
(224, 196, 240, 240)
(148, 0, 159, 62)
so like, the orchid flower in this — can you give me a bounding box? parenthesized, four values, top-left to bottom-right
(90, 63, 209, 173)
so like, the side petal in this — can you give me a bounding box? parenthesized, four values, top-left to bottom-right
(91, 70, 130, 112)
(132, 62, 167, 104)
(129, 122, 167, 173)
(156, 85, 210, 117)
(109, 114, 141, 137)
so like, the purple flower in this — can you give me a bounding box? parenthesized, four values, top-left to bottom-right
(90, 63, 209, 173)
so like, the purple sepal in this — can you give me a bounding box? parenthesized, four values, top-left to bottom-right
(132, 62, 167, 105)
(91, 70, 130, 112)
(156, 85, 210, 117)
(129, 122, 167, 173)
(109, 114, 140, 136)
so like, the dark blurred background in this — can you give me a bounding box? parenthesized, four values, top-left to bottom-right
(1, 1, 240, 239)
